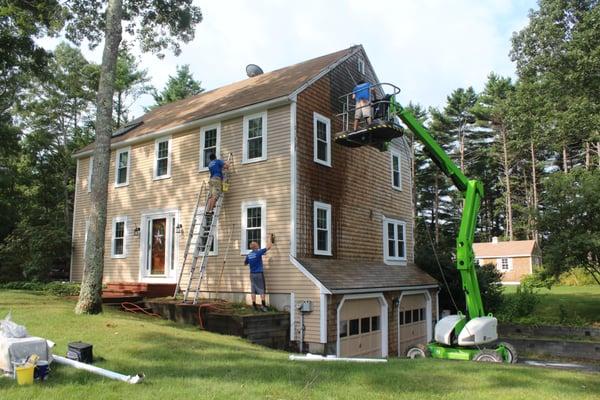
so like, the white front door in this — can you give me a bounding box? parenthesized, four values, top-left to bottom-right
(140, 211, 178, 282)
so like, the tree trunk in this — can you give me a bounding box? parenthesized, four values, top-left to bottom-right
(501, 127, 513, 240)
(597, 142, 600, 170)
(562, 145, 569, 173)
(585, 141, 590, 170)
(76, 0, 123, 315)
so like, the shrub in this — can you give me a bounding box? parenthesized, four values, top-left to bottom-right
(558, 267, 598, 286)
(520, 270, 556, 289)
(497, 285, 540, 321)
(0, 281, 80, 296)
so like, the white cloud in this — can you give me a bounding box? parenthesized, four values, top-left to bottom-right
(38, 0, 537, 117)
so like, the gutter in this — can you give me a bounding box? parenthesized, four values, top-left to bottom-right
(73, 95, 291, 159)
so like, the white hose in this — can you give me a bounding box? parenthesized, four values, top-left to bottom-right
(289, 353, 387, 363)
(52, 355, 144, 384)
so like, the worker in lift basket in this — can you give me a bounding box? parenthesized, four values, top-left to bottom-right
(206, 153, 230, 213)
(352, 80, 376, 130)
(244, 234, 274, 312)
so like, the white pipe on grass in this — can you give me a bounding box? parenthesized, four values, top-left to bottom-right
(289, 353, 387, 363)
(52, 355, 144, 384)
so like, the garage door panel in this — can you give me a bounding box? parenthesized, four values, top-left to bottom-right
(340, 298, 382, 358)
(340, 299, 379, 320)
(399, 294, 429, 356)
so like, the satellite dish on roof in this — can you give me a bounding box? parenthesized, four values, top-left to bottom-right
(246, 64, 264, 78)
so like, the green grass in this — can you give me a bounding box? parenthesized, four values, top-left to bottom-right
(1, 290, 599, 400)
(502, 285, 600, 327)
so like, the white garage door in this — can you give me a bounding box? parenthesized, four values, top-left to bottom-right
(339, 298, 382, 357)
(399, 294, 428, 356)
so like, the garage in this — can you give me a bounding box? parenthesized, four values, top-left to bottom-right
(339, 298, 382, 357)
(398, 293, 430, 356)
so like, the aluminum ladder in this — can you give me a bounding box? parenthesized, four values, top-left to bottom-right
(174, 154, 231, 304)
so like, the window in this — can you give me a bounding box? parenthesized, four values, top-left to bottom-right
(115, 147, 130, 187)
(242, 112, 267, 163)
(340, 320, 348, 338)
(371, 315, 380, 331)
(349, 319, 359, 335)
(199, 124, 220, 170)
(154, 137, 171, 179)
(361, 317, 371, 334)
(87, 156, 93, 193)
(313, 113, 331, 167)
(391, 151, 401, 190)
(241, 201, 266, 254)
(400, 308, 427, 325)
(383, 217, 406, 263)
(498, 257, 512, 271)
(357, 57, 365, 74)
(313, 202, 332, 256)
(111, 217, 127, 258)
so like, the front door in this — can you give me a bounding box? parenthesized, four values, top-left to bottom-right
(141, 212, 178, 281)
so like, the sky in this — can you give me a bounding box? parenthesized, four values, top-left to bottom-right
(40, 0, 538, 118)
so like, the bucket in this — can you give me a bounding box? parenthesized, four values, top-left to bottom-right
(34, 361, 50, 381)
(15, 364, 34, 385)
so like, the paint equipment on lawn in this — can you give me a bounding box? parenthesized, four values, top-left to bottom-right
(53, 355, 144, 384)
(15, 363, 34, 385)
(289, 354, 387, 363)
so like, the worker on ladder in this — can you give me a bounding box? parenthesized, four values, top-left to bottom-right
(206, 153, 230, 213)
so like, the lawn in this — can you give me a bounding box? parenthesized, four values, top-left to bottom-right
(502, 285, 600, 327)
(1, 291, 599, 400)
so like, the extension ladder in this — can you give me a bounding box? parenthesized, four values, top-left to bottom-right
(174, 154, 232, 304)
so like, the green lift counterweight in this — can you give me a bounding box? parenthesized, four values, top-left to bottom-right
(336, 83, 517, 363)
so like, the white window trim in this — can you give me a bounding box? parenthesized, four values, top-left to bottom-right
(153, 136, 172, 180)
(313, 201, 332, 256)
(241, 200, 267, 255)
(111, 216, 128, 258)
(87, 156, 93, 193)
(242, 111, 268, 164)
(114, 147, 131, 187)
(497, 257, 513, 271)
(383, 217, 407, 264)
(313, 112, 331, 167)
(390, 150, 402, 191)
(357, 57, 366, 75)
(198, 123, 221, 172)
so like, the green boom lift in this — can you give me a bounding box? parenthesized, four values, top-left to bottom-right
(335, 83, 517, 363)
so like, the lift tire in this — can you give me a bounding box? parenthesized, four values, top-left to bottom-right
(497, 341, 518, 364)
(473, 349, 503, 363)
(406, 344, 430, 359)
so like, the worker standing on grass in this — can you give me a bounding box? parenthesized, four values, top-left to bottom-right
(352, 80, 375, 130)
(206, 153, 230, 213)
(244, 235, 274, 312)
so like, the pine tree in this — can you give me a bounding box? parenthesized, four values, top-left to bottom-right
(150, 64, 204, 108)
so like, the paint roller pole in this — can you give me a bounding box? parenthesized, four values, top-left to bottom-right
(52, 355, 144, 384)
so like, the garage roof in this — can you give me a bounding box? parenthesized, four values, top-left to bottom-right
(473, 240, 538, 258)
(296, 258, 438, 293)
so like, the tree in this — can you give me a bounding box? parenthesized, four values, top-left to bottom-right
(150, 64, 203, 108)
(114, 45, 152, 128)
(539, 168, 600, 284)
(63, 0, 202, 314)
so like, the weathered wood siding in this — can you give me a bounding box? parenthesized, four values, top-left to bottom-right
(295, 51, 415, 263)
(71, 104, 323, 342)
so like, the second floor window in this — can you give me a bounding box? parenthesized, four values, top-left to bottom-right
(391, 151, 401, 190)
(111, 217, 127, 258)
(383, 217, 406, 262)
(243, 112, 267, 163)
(200, 124, 220, 170)
(242, 201, 266, 253)
(314, 201, 332, 256)
(154, 137, 171, 179)
(313, 113, 331, 167)
(115, 147, 130, 187)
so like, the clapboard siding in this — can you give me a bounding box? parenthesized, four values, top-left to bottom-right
(71, 104, 324, 342)
(295, 53, 415, 263)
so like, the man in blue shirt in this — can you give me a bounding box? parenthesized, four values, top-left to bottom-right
(207, 153, 230, 212)
(352, 80, 375, 130)
(244, 235, 273, 312)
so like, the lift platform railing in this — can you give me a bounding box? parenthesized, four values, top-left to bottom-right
(337, 82, 402, 132)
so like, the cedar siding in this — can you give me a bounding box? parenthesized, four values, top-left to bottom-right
(295, 51, 415, 263)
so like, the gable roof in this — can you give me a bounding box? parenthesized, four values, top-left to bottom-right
(295, 258, 438, 293)
(473, 240, 538, 258)
(74, 46, 360, 156)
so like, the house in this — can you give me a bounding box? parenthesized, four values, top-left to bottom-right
(71, 45, 438, 358)
(473, 238, 541, 285)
